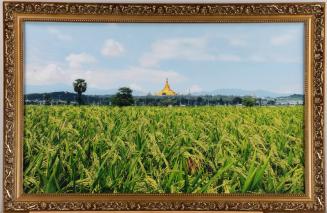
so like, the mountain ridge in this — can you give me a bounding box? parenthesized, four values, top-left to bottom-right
(192, 88, 298, 98)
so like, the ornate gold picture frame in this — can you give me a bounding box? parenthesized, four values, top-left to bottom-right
(3, 1, 325, 212)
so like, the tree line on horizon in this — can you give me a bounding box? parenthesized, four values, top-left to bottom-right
(25, 79, 303, 107)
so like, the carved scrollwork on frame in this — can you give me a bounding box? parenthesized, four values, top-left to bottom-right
(3, 1, 325, 212)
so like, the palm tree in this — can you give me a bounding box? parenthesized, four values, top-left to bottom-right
(73, 79, 87, 105)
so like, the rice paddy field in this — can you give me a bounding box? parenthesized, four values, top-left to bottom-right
(23, 105, 305, 194)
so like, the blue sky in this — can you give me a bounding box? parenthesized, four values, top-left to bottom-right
(24, 22, 304, 95)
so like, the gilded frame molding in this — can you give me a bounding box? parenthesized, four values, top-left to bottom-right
(2, 1, 325, 212)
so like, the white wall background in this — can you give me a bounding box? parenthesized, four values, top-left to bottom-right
(0, 0, 326, 212)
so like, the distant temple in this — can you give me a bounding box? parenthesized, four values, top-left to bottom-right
(156, 78, 177, 96)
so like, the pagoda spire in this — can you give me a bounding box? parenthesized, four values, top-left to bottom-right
(156, 78, 177, 96)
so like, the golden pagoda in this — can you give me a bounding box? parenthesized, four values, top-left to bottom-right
(156, 78, 177, 96)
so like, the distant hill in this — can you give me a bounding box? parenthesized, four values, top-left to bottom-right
(277, 94, 304, 99)
(193, 89, 297, 98)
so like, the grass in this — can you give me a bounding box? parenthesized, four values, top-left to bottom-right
(23, 105, 304, 194)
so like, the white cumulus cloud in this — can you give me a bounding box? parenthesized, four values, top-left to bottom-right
(25, 63, 68, 85)
(66, 52, 96, 68)
(139, 37, 243, 67)
(101, 39, 124, 58)
(139, 37, 208, 67)
(25, 62, 186, 92)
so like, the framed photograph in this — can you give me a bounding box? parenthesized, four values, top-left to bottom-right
(3, 1, 325, 212)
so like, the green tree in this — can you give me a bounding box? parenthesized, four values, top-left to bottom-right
(242, 96, 256, 107)
(112, 87, 134, 106)
(44, 93, 51, 105)
(232, 97, 242, 105)
(160, 97, 177, 106)
(218, 97, 224, 105)
(196, 97, 204, 106)
(73, 79, 87, 105)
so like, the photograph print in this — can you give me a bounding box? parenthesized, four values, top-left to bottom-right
(23, 22, 305, 194)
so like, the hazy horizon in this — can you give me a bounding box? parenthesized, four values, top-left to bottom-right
(24, 87, 304, 98)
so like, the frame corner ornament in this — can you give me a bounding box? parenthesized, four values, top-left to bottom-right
(2, 1, 325, 212)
